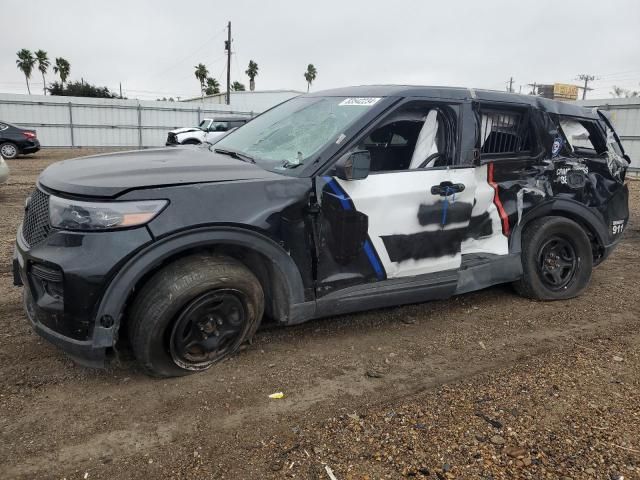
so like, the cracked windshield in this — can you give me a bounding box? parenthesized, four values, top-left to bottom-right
(214, 96, 381, 171)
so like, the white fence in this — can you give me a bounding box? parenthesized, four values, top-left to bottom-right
(2, 93, 639, 170)
(576, 97, 640, 171)
(0, 93, 254, 148)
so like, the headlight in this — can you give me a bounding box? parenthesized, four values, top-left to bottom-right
(49, 196, 168, 231)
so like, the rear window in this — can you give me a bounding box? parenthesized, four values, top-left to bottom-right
(479, 109, 533, 156)
(558, 117, 607, 156)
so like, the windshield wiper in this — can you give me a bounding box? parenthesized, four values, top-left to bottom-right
(280, 160, 303, 169)
(214, 148, 256, 164)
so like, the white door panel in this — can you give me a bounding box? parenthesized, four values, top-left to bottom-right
(460, 165, 509, 256)
(337, 168, 477, 278)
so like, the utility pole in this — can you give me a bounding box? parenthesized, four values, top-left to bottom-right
(507, 77, 514, 93)
(527, 82, 538, 95)
(225, 21, 232, 105)
(576, 74, 595, 100)
(119, 82, 123, 99)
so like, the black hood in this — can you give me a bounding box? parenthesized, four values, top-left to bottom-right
(38, 147, 283, 198)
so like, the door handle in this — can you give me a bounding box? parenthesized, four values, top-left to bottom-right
(431, 182, 465, 196)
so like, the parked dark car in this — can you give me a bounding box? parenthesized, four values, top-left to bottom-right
(13, 86, 630, 377)
(0, 121, 40, 159)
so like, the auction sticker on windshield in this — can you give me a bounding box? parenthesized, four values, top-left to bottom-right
(339, 97, 381, 106)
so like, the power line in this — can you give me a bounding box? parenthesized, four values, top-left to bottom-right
(225, 21, 232, 105)
(576, 74, 596, 100)
(506, 76, 514, 93)
(142, 26, 227, 81)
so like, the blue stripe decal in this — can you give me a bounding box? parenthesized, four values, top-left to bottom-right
(363, 240, 385, 279)
(323, 176, 352, 210)
(323, 176, 385, 280)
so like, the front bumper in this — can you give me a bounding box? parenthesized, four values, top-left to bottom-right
(14, 224, 152, 368)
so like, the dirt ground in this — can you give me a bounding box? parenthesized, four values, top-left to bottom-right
(0, 149, 639, 480)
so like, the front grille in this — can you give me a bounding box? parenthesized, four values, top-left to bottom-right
(22, 188, 51, 247)
(167, 132, 178, 144)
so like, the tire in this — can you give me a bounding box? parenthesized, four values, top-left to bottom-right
(514, 216, 593, 301)
(181, 139, 201, 145)
(128, 254, 264, 377)
(0, 142, 19, 159)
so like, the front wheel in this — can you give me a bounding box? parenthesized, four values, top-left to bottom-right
(514, 216, 593, 301)
(128, 255, 264, 377)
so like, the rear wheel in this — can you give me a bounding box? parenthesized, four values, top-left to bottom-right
(514, 217, 593, 300)
(128, 254, 264, 377)
(0, 142, 18, 159)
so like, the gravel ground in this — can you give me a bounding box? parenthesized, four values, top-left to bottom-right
(0, 149, 639, 480)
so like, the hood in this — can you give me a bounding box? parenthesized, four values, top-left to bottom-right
(170, 127, 203, 135)
(39, 146, 283, 198)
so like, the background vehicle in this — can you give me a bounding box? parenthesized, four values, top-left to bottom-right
(14, 86, 629, 377)
(166, 117, 249, 146)
(0, 155, 8, 184)
(0, 121, 40, 159)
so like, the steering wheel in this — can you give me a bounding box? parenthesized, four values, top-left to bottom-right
(418, 152, 446, 169)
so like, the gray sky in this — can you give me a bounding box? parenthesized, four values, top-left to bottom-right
(3, 0, 640, 100)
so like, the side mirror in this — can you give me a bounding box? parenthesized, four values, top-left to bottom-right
(335, 150, 371, 181)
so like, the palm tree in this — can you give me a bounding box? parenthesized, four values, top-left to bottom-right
(16, 49, 36, 94)
(205, 77, 220, 96)
(304, 64, 317, 92)
(35, 50, 50, 95)
(232, 81, 246, 91)
(53, 57, 71, 88)
(611, 85, 639, 98)
(194, 63, 209, 98)
(245, 60, 259, 91)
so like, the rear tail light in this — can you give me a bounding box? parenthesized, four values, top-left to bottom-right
(23, 131, 37, 140)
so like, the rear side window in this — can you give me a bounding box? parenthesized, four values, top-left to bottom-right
(479, 108, 534, 156)
(557, 117, 606, 156)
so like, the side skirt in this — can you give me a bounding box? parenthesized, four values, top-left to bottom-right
(287, 270, 458, 325)
(286, 254, 523, 326)
(455, 253, 522, 295)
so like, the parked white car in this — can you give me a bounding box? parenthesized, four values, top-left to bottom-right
(166, 117, 250, 146)
(0, 155, 9, 185)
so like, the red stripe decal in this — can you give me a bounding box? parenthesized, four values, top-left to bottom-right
(488, 162, 510, 236)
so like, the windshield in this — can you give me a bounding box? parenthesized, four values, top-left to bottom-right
(213, 96, 382, 172)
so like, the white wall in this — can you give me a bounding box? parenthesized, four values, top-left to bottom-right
(182, 90, 302, 113)
(576, 97, 640, 170)
(0, 93, 253, 148)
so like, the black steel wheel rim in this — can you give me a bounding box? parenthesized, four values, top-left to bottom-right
(169, 289, 247, 369)
(537, 235, 578, 290)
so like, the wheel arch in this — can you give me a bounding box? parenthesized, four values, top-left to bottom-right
(93, 226, 307, 349)
(180, 137, 202, 145)
(509, 199, 608, 263)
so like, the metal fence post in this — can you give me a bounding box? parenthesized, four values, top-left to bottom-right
(68, 102, 75, 148)
(197, 107, 202, 124)
(137, 104, 143, 149)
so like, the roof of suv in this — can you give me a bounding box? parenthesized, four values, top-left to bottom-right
(204, 116, 250, 122)
(308, 85, 598, 119)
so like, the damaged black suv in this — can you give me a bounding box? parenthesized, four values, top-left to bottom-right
(14, 86, 630, 377)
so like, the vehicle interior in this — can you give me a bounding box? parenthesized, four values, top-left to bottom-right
(355, 103, 456, 172)
(479, 110, 532, 155)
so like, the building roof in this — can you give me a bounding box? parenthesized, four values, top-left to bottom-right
(182, 89, 304, 102)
